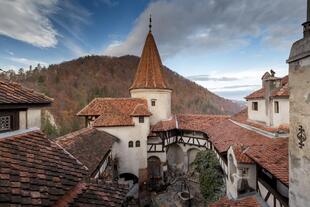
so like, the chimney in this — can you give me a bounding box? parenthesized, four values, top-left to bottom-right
(303, 0, 310, 37)
(262, 70, 281, 126)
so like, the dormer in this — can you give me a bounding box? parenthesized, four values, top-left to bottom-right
(0, 81, 52, 133)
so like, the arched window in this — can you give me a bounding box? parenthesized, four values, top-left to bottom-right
(128, 141, 133, 148)
(135, 140, 140, 147)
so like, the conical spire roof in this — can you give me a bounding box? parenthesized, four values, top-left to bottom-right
(130, 31, 170, 90)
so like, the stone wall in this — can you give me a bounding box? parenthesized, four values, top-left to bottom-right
(288, 38, 310, 207)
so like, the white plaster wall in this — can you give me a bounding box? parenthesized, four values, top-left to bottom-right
(227, 147, 256, 199)
(27, 108, 41, 129)
(19, 111, 27, 130)
(97, 117, 150, 177)
(272, 99, 289, 128)
(130, 89, 172, 125)
(187, 148, 200, 165)
(247, 100, 267, 123)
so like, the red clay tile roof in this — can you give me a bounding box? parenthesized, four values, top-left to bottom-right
(0, 130, 87, 206)
(152, 116, 177, 132)
(130, 104, 152, 117)
(93, 113, 135, 127)
(0, 81, 53, 105)
(65, 181, 128, 207)
(272, 84, 289, 98)
(245, 88, 265, 100)
(130, 32, 170, 90)
(209, 195, 263, 207)
(207, 119, 271, 153)
(245, 75, 289, 100)
(232, 145, 254, 164)
(56, 128, 119, 177)
(77, 98, 151, 127)
(151, 114, 229, 133)
(0, 130, 128, 206)
(246, 138, 288, 185)
(177, 114, 230, 132)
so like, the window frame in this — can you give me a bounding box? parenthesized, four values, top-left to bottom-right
(139, 116, 144, 123)
(0, 110, 20, 132)
(151, 99, 156, 106)
(135, 140, 140, 147)
(128, 141, 133, 148)
(0, 115, 11, 132)
(274, 101, 279, 114)
(252, 102, 258, 111)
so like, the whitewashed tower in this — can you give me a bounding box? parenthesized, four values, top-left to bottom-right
(287, 0, 310, 206)
(130, 16, 172, 125)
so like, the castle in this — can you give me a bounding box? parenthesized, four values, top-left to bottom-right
(0, 1, 310, 206)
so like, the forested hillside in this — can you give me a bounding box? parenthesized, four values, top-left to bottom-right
(0, 55, 242, 137)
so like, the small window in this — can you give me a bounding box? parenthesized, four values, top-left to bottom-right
(139, 116, 144, 123)
(151, 99, 156, 106)
(0, 116, 11, 131)
(274, 101, 279, 113)
(128, 141, 133, 148)
(252, 102, 258, 111)
(135, 140, 140, 147)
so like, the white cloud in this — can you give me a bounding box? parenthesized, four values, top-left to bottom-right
(0, 0, 58, 48)
(104, 0, 305, 58)
(8, 57, 48, 68)
(63, 39, 89, 57)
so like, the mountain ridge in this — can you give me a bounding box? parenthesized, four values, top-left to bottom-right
(0, 55, 243, 136)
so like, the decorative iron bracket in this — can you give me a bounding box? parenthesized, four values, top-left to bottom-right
(297, 125, 307, 149)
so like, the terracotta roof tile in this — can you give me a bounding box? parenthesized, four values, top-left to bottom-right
(232, 145, 254, 164)
(130, 32, 170, 90)
(0, 81, 53, 105)
(151, 114, 229, 133)
(207, 119, 271, 153)
(245, 88, 265, 100)
(130, 104, 152, 117)
(272, 84, 289, 98)
(77, 98, 151, 127)
(209, 195, 263, 207)
(0, 130, 87, 206)
(246, 138, 288, 185)
(56, 128, 119, 176)
(245, 75, 289, 100)
(151, 116, 177, 132)
(93, 113, 134, 127)
(67, 181, 128, 207)
(177, 114, 230, 132)
(0, 130, 128, 206)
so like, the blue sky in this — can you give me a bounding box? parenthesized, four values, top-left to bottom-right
(0, 0, 307, 100)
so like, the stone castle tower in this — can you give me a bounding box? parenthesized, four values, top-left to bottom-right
(287, 0, 310, 206)
(130, 18, 172, 125)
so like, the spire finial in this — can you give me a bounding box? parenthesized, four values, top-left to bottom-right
(149, 14, 152, 32)
(307, 0, 310, 21)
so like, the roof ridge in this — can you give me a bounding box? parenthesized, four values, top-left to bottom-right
(0, 127, 41, 140)
(55, 128, 94, 141)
